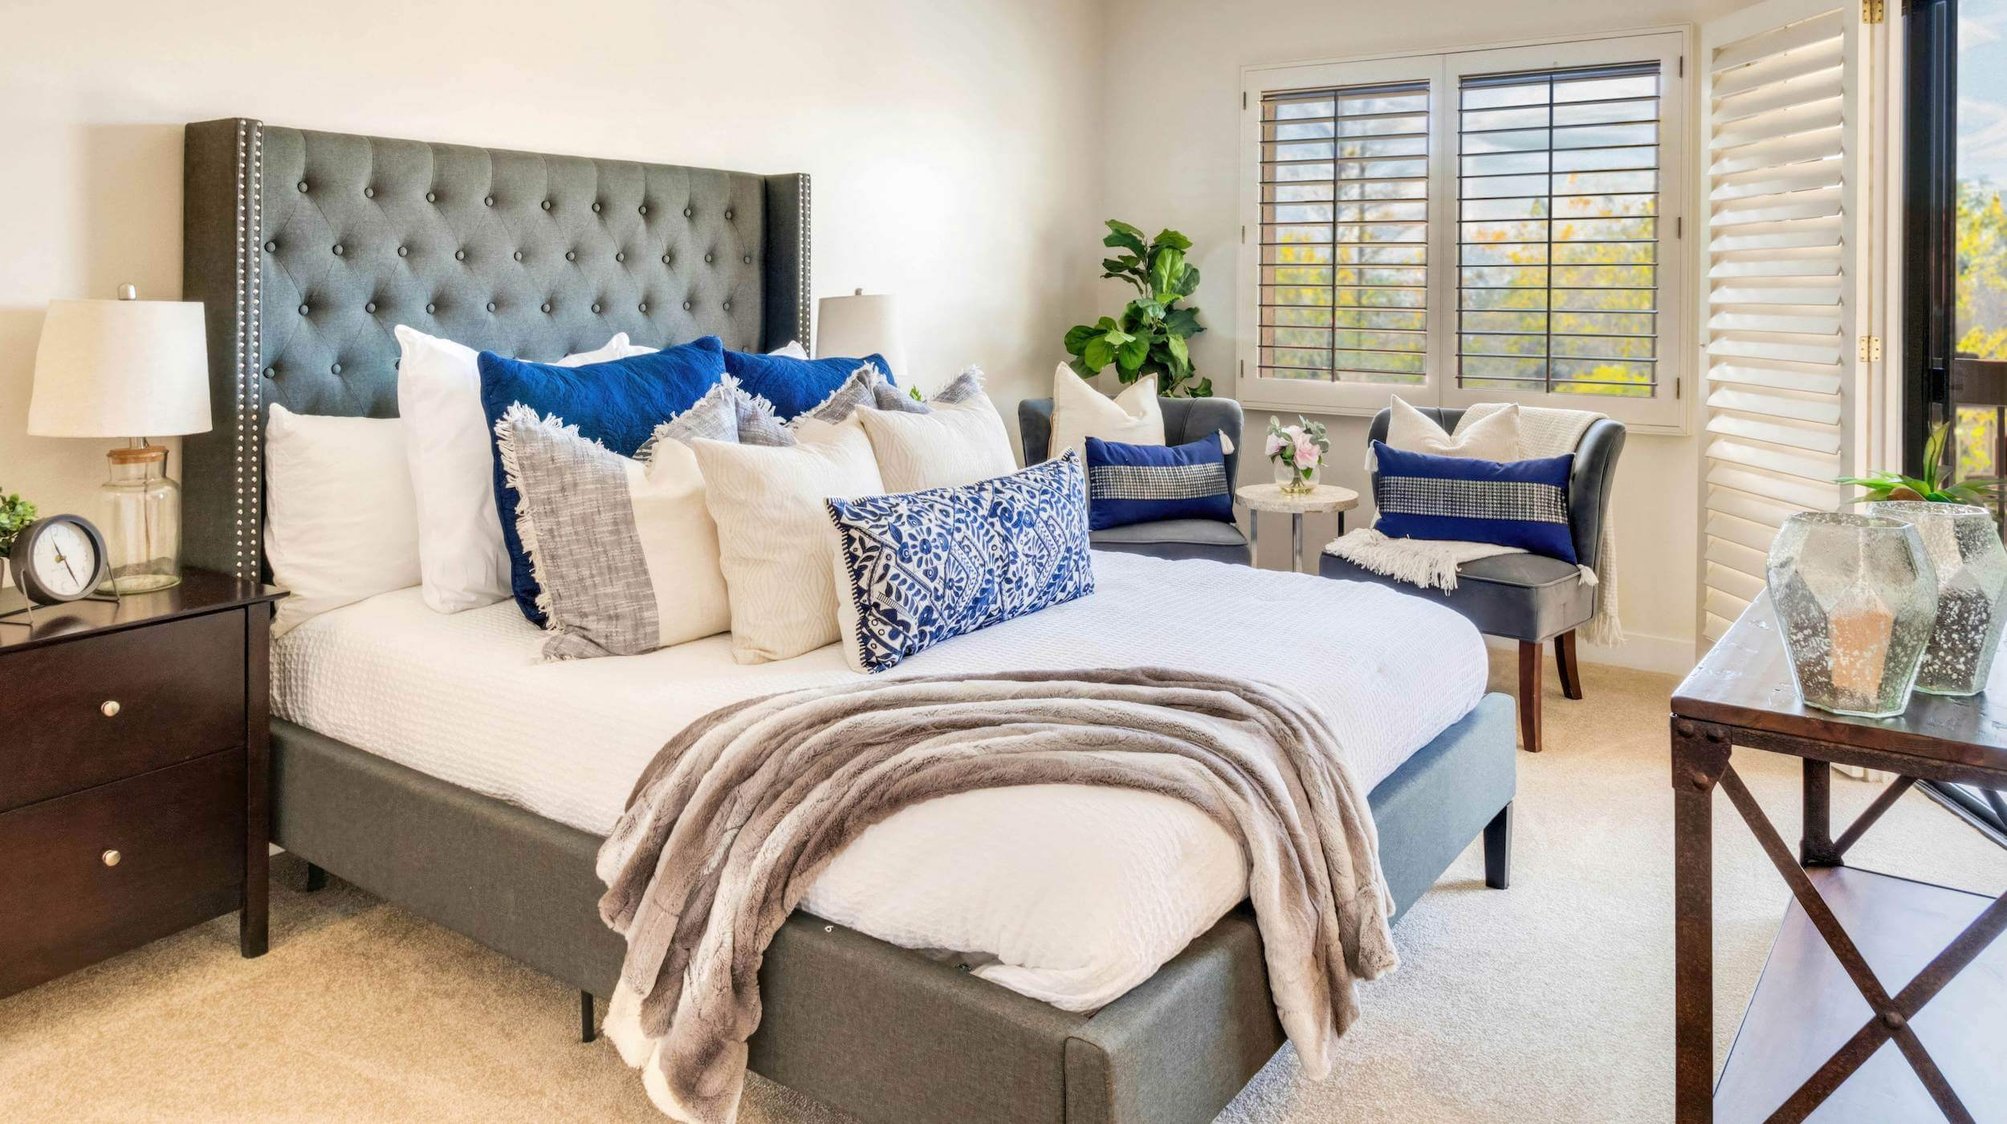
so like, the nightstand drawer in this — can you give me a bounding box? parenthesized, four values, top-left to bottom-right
(0, 609, 245, 813)
(0, 749, 245, 997)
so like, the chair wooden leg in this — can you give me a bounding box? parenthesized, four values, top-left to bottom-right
(303, 862, 328, 892)
(580, 991, 597, 1043)
(1555, 629, 1584, 701)
(1517, 640, 1543, 753)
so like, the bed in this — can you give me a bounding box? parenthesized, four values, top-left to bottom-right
(180, 117, 1519, 1124)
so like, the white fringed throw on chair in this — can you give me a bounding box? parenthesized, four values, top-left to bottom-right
(1327, 403, 1622, 646)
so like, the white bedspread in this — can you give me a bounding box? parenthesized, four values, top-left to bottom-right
(272, 551, 1487, 1011)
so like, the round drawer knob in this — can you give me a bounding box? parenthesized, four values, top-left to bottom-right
(100, 700, 121, 717)
(101, 849, 121, 868)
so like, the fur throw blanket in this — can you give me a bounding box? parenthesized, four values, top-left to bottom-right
(595, 667, 1399, 1124)
(1328, 403, 1622, 645)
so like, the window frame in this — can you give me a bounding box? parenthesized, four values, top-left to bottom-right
(1237, 27, 1694, 434)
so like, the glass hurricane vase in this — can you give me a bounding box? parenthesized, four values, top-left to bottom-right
(1868, 501, 2007, 696)
(1766, 511, 1938, 718)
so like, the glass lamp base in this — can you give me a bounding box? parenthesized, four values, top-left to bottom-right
(99, 572, 182, 596)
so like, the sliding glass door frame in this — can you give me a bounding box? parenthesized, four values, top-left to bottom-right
(1903, 0, 2007, 843)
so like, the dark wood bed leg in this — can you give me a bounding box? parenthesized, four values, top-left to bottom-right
(580, 991, 597, 1043)
(1517, 640, 1543, 752)
(303, 862, 329, 892)
(1483, 803, 1513, 889)
(1555, 630, 1584, 700)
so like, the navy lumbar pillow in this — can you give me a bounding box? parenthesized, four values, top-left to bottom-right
(826, 452, 1095, 673)
(724, 349, 895, 420)
(1083, 433, 1234, 531)
(1370, 440, 1577, 562)
(478, 336, 727, 623)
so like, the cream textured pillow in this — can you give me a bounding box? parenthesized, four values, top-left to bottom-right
(1385, 395, 1521, 461)
(693, 419, 886, 663)
(263, 405, 420, 637)
(856, 390, 1016, 492)
(395, 326, 633, 614)
(1049, 365, 1164, 471)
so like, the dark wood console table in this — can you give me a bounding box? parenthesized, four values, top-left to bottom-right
(1671, 594, 2007, 1123)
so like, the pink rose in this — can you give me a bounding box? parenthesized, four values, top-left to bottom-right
(1264, 431, 1287, 457)
(1293, 435, 1320, 469)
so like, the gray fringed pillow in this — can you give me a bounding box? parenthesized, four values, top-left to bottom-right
(796, 363, 930, 425)
(494, 404, 731, 660)
(638, 374, 794, 460)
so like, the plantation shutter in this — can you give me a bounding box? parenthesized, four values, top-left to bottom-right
(1699, 0, 1867, 643)
(1256, 81, 1433, 387)
(1455, 62, 1666, 398)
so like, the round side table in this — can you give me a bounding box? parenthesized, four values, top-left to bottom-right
(1235, 483, 1360, 573)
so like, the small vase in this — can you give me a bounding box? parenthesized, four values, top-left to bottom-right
(1868, 501, 2007, 696)
(1766, 511, 1939, 718)
(1274, 460, 1320, 495)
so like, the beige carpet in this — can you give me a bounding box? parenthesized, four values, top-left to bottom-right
(5, 656, 2006, 1123)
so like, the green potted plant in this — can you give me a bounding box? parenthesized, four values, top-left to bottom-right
(1063, 220, 1211, 397)
(0, 491, 36, 589)
(1837, 423, 2005, 504)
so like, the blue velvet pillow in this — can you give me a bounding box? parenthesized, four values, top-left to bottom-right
(1084, 433, 1234, 531)
(724, 349, 894, 420)
(1371, 441, 1577, 563)
(478, 336, 727, 623)
(827, 453, 1094, 672)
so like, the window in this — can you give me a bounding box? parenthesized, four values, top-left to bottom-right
(1239, 31, 1689, 429)
(1258, 81, 1431, 387)
(1456, 63, 1663, 399)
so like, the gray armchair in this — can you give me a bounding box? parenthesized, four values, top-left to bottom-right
(1019, 396, 1251, 565)
(1319, 406, 1625, 753)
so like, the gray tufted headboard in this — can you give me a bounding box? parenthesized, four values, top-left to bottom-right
(180, 118, 809, 581)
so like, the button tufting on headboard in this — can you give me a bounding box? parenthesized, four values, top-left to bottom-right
(181, 118, 810, 581)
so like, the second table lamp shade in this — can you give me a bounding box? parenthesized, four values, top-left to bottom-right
(817, 289, 905, 382)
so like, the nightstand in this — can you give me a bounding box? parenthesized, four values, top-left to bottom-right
(0, 569, 284, 997)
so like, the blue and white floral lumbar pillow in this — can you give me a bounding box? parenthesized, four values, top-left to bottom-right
(826, 452, 1096, 673)
(1370, 440, 1577, 562)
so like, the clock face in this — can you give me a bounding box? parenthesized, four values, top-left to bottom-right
(34, 521, 95, 599)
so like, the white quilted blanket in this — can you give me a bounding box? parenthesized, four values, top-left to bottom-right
(272, 551, 1487, 1011)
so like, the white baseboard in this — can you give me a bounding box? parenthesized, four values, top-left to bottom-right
(1484, 630, 1695, 677)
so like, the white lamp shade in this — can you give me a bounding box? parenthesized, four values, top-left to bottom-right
(816, 291, 906, 382)
(29, 298, 212, 437)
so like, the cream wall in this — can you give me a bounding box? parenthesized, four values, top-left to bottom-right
(1094, 0, 1757, 673)
(0, 0, 1101, 521)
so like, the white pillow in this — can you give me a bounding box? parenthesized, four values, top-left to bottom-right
(692, 419, 885, 664)
(1049, 365, 1164, 471)
(394, 326, 631, 614)
(1384, 395, 1520, 460)
(856, 393, 1016, 492)
(263, 404, 420, 636)
(615, 339, 806, 359)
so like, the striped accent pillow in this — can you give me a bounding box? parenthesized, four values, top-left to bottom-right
(1371, 440, 1577, 562)
(1083, 433, 1234, 531)
(493, 404, 732, 660)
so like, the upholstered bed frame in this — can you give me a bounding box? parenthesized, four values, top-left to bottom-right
(180, 118, 1518, 1124)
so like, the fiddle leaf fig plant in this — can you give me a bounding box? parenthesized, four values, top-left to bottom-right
(1064, 220, 1211, 397)
(1838, 422, 2007, 505)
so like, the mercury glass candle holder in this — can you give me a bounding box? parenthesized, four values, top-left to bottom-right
(1766, 512, 1938, 718)
(1868, 501, 2007, 696)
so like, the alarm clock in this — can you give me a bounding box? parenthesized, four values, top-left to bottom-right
(8, 515, 110, 605)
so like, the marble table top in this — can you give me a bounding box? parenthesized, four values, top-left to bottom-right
(1235, 482, 1360, 514)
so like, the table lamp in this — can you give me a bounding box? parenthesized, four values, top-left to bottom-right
(28, 285, 211, 594)
(817, 289, 906, 382)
